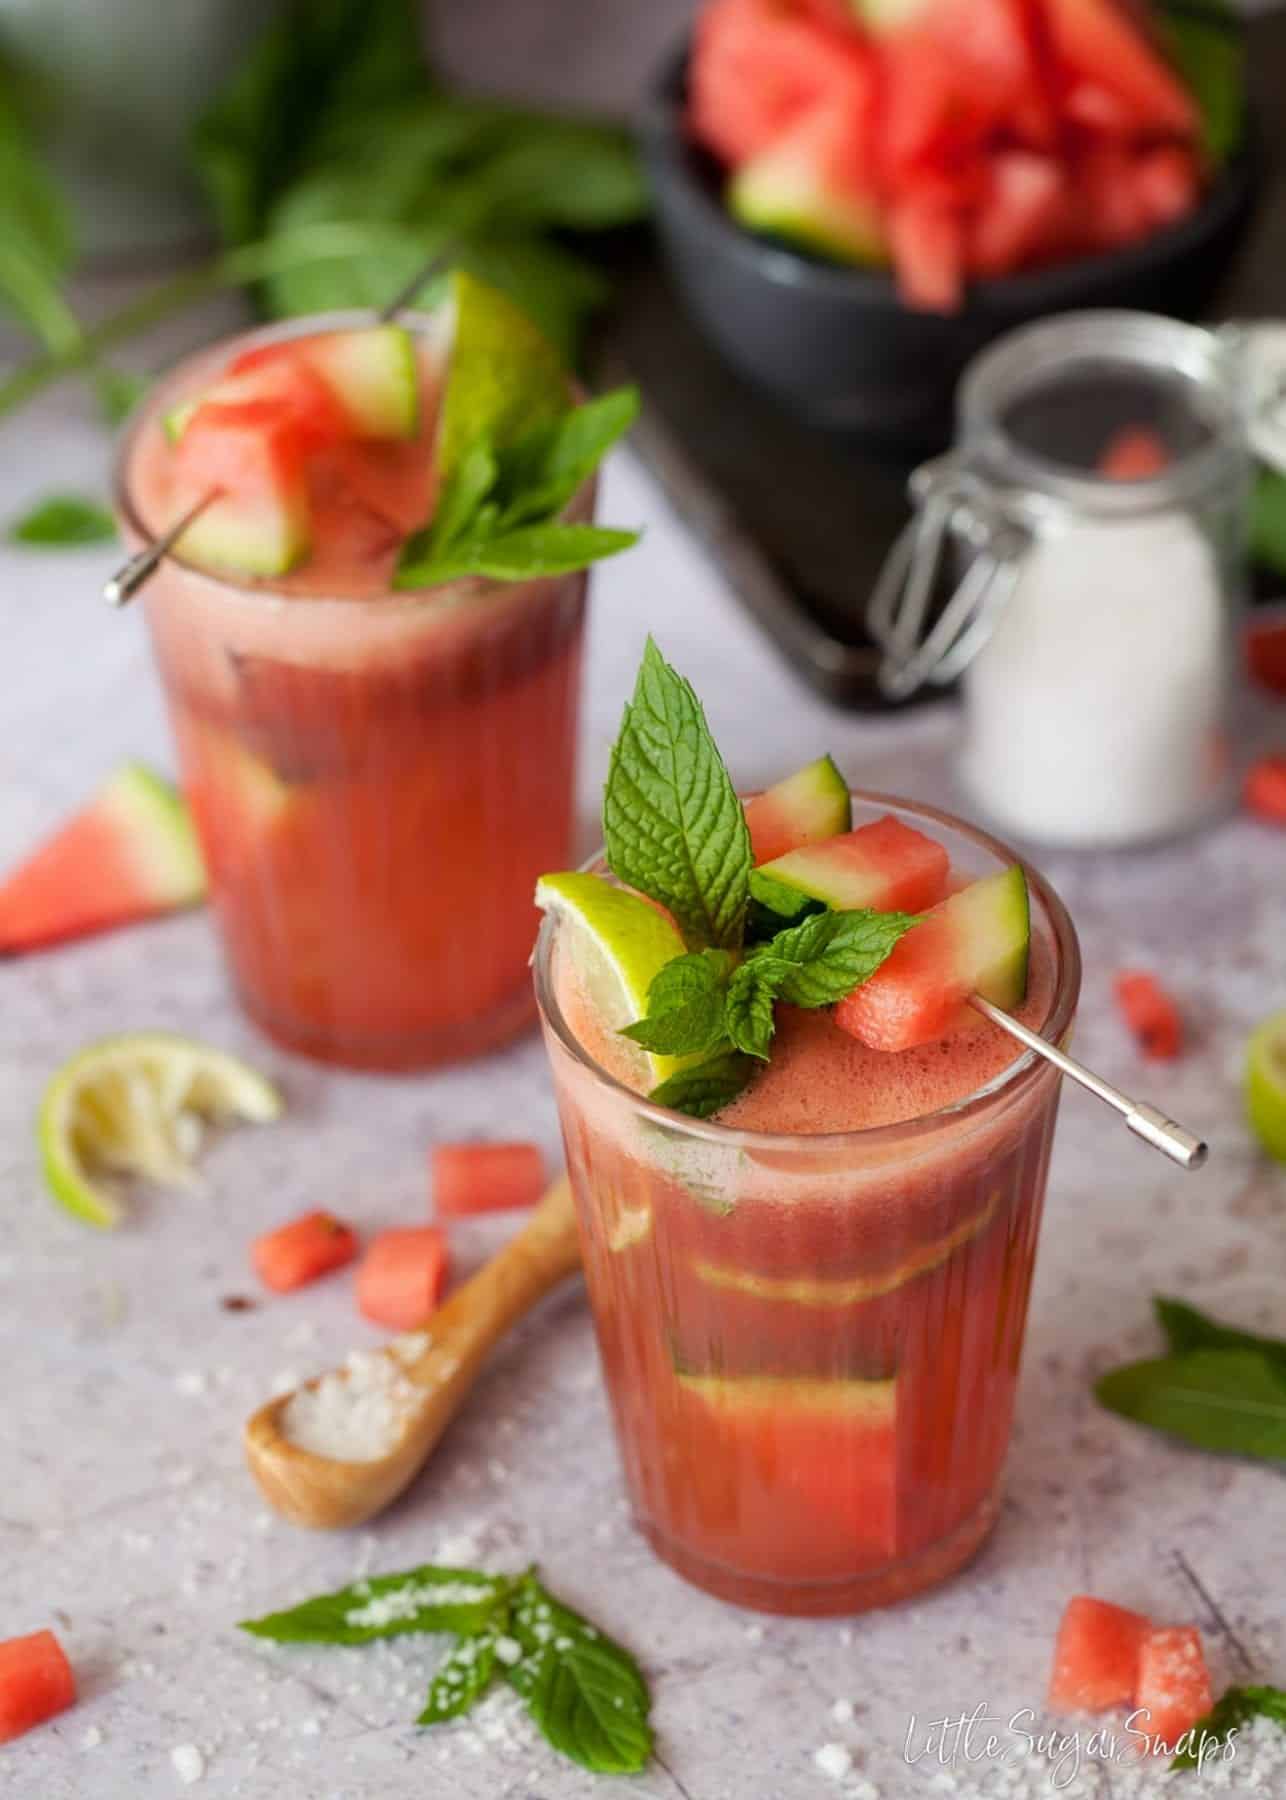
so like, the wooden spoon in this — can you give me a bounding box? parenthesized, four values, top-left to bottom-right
(244, 1177, 582, 1529)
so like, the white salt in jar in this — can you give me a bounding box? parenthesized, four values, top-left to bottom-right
(869, 312, 1253, 849)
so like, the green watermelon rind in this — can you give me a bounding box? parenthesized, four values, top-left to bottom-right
(108, 764, 207, 905)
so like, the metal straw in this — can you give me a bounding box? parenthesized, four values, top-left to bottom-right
(103, 246, 455, 609)
(970, 994, 1208, 1171)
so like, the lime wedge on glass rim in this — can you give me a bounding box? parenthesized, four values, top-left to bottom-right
(437, 270, 569, 481)
(1246, 1009, 1286, 1163)
(39, 1032, 283, 1228)
(535, 871, 688, 1089)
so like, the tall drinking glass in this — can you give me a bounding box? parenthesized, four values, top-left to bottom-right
(536, 796, 1080, 1616)
(115, 312, 591, 1070)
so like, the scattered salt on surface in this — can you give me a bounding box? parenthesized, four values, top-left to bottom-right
(494, 1636, 523, 1667)
(81, 1726, 103, 1750)
(174, 1371, 208, 1398)
(744, 1624, 764, 1645)
(436, 1530, 482, 1565)
(344, 1579, 496, 1630)
(814, 1742, 853, 1781)
(170, 1744, 205, 1785)
(271, 1370, 301, 1396)
(298, 1718, 321, 1738)
(281, 1350, 421, 1461)
(391, 1331, 431, 1363)
(831, 1698, 855, 1725)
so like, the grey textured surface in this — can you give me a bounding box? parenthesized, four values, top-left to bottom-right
(2, 297, 1286, 1799)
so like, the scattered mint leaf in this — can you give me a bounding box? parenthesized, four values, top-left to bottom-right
(603, 638, 752, 952)
(8, 495, 115, 547)
(621, 949, 737, 1057)
(505, 1573, 652, 1776)
(239, 1566, 511, 1644)
(1095, 1348, 1286, 1461)
(418, 1627, 502, 1724)
(649, 1047, 757, 1120)
(751, 907, 921, 1010)
(396, 522, 637, 586)
(1170, 1685, 1286, 1770)
(1155, 1296, 1286, 1368)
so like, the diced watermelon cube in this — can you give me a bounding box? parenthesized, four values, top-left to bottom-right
(432, 1143, 546, 1217)
(1047, 1596, 1151, 1713)
(970, 152, 1067, 280)
(0, 1630, 76, 1743)
(1244, 755, 1286, 827)
(887, 194, 966, 314)
(1135, 1625, 1213, 1746)
(0, 763, 205, 954)
(356, 1228, 450, 1331)
(1114, 971, 1183, 1059)
(689, 0, 876, 168)
(252, 1210, 359, 1293)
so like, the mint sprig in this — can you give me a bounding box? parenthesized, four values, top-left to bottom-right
(744, 908, 921, 1012)
(648, 1047, 759, 1120)
(239, 1563, 652, 1777)
(620, 949, 736, 1057)
(394, 386, 640, 587)
(604, 637, 752, 952)
(1170, 1685, 1286, 1770)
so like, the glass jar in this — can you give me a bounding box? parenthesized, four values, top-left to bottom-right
(869, 311, 1254, 850)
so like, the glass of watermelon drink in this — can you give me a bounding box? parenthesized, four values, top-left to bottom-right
(535, 795, 1080, 1617)
(114, 310, 594, 1070)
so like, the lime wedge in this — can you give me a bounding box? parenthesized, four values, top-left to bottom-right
(438, 270, 568, 480)
(535, 871, 687, 1086)
(1246, 1010, 1286, 1163)
(39, 1032, 284, 1228)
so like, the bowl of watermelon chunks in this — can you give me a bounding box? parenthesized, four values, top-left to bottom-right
(642, 0, 1256, 443)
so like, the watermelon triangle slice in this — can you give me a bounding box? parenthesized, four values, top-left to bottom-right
(0, 764, 206, 953)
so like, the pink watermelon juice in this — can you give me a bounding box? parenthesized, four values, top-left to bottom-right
(536, 796, 1079, 1615)
(116, 315, 588, 1069)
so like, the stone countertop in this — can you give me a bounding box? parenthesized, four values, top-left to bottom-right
(2, 302, 1286, 1800)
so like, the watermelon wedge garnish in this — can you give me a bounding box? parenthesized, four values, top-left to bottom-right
(231, 326, 419, 442)
(835, 864, 1030, 1051)
(743, 753, 852, 865)
(172, 399, 313, 579)
(750, 813, 950, 920)
(0, 764, 205, 954)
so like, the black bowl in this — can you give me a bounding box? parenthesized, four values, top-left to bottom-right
(640, 44, 1259, 449)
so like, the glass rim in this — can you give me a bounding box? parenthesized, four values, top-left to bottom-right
(533, 788, 1082, 1155)
(111, 305, 593, 612)
(958, 310, 1245, 520)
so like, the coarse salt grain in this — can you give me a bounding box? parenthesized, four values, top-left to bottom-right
(281, 1350, 420, 1462)
(343, 1579, 497, 1630)
(831, 1698, 855, 1725)
(81, 1726, 103, 1750)
(814, 1742, 853, 1781)
(170, 1744, 205, 1785)
(174, 1370, 208, 1398)
(494, 1636, 523, 1667)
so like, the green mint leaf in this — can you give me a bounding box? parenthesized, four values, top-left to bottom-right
(1095, 1349, 1286, 1462)
(505, 1574, 652, 1776)
(494, 387, 640, 529)
(396, 438, 498, 579)
(1251, 469, 1286, 578)
(418, 1626, 502, 1724)
(1170, 1685, 1286, 1770)
(752, 908, 921, 1009)
(1155, 1296, 1286, 1368)
(1157, 1, 1245, 164)
(395, 522, 637, 587)
(8, 494, 115, 547)
(620, 949, 736, 1057)
(239, 1566, 511, 1644)
(603, 638, 752, 951)
(648, 1046, 757, 1120)
(725, 961, 780, 1061)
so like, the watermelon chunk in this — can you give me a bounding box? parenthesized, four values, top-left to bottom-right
(887, 194, 966, 313)
(729, 100, 888, 266)
(836, 864, 1030, 1051)
(0, 764, 205, 954)
(744, 754, 852, 866)
(232, 326, 419, 441)
(970, 152, 1068, 279)
(689, 0, 877, 168)
(167, 354, 349, 455)
(173, 400, 312, 578)
(750, 814, 949, 919)
(356, 1227, 450, 1331)
(1048, 1596, 1151, 1712)
(0, 1630, 76, 1743)
(1041, 0, 1197, 138)
(676, 1372, 898, 1559)
(432, 1142, 546, 1216)
(1136, 1626, 1213, 1746)
(1097, 427, 1171, 481)
(253, 1210, 359, 1293)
